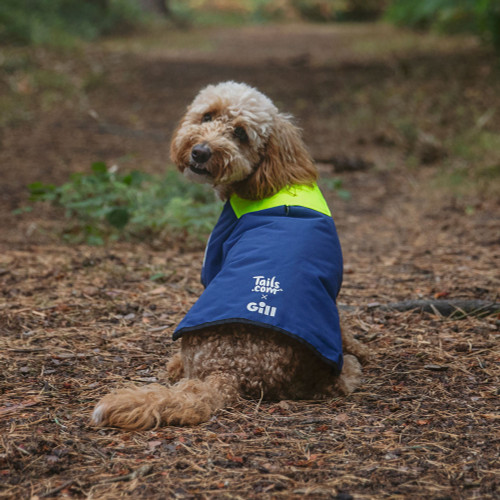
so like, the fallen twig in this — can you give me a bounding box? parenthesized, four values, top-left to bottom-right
(339, 299, 500, 318)
(379, 299, 500, 318)
(40, 479, 75, 498)
(101, 464, 153, 484)
(0, 399, 40, 417)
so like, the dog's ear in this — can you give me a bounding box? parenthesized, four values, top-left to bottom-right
(169, 118, 187, 172)
(234, 114, 317, 200)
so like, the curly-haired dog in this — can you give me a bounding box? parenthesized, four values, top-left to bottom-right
(92, 81, 368, 430)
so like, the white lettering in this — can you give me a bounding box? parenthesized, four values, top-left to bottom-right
(252, 276, 282, 291)
(251, 275, 283, 295)
(246, 302, 259, 312)
(246, 302, 277, 317)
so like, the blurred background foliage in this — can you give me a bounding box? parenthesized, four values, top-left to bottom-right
(0, 0, 499, 50)
(1, 1, 498, 244)
(385, 0, 500, 50)
(0, 0, 146, 45)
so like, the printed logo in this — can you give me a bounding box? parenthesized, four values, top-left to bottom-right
(246, 301, 277, 317)
(251, 275, 283, 295)
(246, 275, 282, 318)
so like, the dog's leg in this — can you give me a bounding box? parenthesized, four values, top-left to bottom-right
(166, 352, 184, 382)
(91, 374, 238, 430)
(341, 327, 370, 364)
(335, 354, 362, 395)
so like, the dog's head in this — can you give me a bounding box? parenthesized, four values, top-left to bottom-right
(170, 81, 317, 200)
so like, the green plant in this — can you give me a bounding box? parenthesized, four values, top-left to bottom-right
(320, 178, 351, 200)
(291, 0, 384, 22)
(0, 0, 146, 46)
(291, 0, 338, 22)
(27, 162, 221, 245)
(386, 0, 500, 50)
(26, 163, 352, 245)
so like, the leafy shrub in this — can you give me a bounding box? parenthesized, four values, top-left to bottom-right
(26, 162, 349, 246)
(291, 0, 385, 22)
(0, 0, 145, 45)
(290, 0, 337, 22)
(169, 0, 384, 26)
(320, 178, 351, 200)
(386, 0, 500, 50)
(28, 162, 221, 245)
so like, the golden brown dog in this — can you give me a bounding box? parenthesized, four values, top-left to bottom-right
(92, 82, 368, 430)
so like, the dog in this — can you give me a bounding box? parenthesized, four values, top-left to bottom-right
(91, 81, 368, 430)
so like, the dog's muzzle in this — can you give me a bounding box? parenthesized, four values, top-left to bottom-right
(189, 143, 212, 176)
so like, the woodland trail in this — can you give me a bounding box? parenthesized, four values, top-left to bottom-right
(0, 23, 498, 499)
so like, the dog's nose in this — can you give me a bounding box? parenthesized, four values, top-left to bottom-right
(191, 143, 212, 164)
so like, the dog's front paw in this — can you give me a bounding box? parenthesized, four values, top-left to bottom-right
(166, 352, 184, 382)
(351, 341, 371, 365)
(336, 354, 363, 395)
(341, 328, 372, 365)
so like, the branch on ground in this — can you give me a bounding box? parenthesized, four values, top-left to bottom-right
(377, 299, 499, 318)
(341, 300, 500, 318)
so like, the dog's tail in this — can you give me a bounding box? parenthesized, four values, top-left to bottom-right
(91, 374, 238, 430)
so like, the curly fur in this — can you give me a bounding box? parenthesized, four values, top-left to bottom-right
(170, 81, 317, 200)
(92, 82, 369, 430)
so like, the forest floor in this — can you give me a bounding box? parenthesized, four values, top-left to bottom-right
(0, 22, 499, 499)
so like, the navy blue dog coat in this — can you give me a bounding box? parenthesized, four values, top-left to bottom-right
(173, 184, 344, 373)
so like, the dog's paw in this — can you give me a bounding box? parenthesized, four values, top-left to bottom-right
(352, 341, 371, 365)
(166, 352, 185, 382)
(341, 329, 372, 365)
(336, 354, 363, 395)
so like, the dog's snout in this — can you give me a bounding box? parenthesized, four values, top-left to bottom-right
(191, 143, 212, 164)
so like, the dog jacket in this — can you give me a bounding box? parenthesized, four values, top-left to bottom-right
(173, 184, 344, 373)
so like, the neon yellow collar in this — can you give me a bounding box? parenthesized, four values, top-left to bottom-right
(230, 183, 331, 219)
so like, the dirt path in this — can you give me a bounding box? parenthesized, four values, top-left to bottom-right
(0, 23, 499, 499)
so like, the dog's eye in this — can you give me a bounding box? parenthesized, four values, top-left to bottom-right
(234, 126, 248, 142)
(201, 112, 212, 123)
